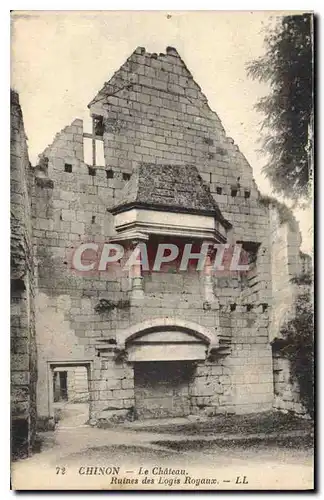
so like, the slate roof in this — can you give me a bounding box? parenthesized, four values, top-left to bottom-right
(110, 163, 230, 227)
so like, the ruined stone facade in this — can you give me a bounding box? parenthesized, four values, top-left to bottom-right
(11, 48, 310, 433)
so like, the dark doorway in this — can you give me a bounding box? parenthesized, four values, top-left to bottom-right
(134, 361, 194, 419)
(53, 371, 68, 402)
(50, 364, 91, 428)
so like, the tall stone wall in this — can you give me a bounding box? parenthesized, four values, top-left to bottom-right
(269, 203, 311, 416)
(11, 90, 37, 457)
(269, 204, 303, 343)
(32, 118, 131, 422)
(33, 47, 277, 423)
(88, 47, 274, 414)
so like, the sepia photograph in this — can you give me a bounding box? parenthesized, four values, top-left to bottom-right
(10, 10, 314, 491)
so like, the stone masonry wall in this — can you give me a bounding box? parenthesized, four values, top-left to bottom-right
(269, 204, 309, 415)
(11, 90, 37, 456)
(33, 47, 277, 422)
(70, 366, 89, 401)
(88, 47, 274, 414)
(269, 204, 303, 342)
(272, 354, 307, 416)
(32, 119, 134, 422)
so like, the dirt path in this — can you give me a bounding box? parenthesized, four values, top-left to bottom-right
(55, 403, 89, 429)
(11, 423, 314, 491)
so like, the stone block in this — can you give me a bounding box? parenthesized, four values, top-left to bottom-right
(98, 408, 130, 424)
(11, 372, 30, 385)
(121, 378, 134, 389)
(122, 398, 135, 408)
(11, 386, 29, 402)
(11, 354, 29, 371)
(106, 378, 122, 390)
(112, 389, 134, 400)
(61, 209, 75, 222)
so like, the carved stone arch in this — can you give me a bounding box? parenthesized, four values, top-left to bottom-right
(116, 317, 218, 349)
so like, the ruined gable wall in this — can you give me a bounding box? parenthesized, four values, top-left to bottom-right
(33, 47, 276, 420)
(89, 46, 272, 307)
(89, 47, 268, 236)
(88, 47, 273, 414)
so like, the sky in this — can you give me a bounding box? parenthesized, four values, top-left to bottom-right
(11, 10, 313, 252)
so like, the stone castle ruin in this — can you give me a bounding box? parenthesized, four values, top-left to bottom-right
(11, 47, 311, 455)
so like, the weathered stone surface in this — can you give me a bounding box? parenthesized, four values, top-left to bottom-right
(111, 163, 229, 227)
(14, 47, 309, 430)
(11, 90, 37, 457)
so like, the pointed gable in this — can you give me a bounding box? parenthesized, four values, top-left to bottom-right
(88, 46, 223, 131)
(88, 45, 267, 242)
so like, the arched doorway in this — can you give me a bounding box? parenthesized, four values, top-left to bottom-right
(120, 319, 216, 420)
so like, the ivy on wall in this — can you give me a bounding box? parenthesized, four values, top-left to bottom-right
(95, 298, 131, 314)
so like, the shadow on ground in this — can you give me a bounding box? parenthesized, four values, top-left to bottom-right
(125, 411, 313, 436)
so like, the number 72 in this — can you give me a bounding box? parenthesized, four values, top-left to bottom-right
(56, 467, 66, 475)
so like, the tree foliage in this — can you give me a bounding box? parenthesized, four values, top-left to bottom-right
(279, 273, 314, 416)
(247, 14, 313, 201)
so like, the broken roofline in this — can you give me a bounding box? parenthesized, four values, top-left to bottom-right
(87, 45, 207, 109)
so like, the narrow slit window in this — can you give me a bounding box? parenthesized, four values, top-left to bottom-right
(88, 166, 96, 176)
(64, 163, 72, 173)
(95, 140, 105, 166)
(83, 137, 92, 165)
(244, 190, 251, 199)
(216, 187, 222, 195)
(106, 169, 114, 179)
(231, 188, 238, 197)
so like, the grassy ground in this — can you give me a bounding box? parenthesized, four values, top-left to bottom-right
(131, 411, 314, 436)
